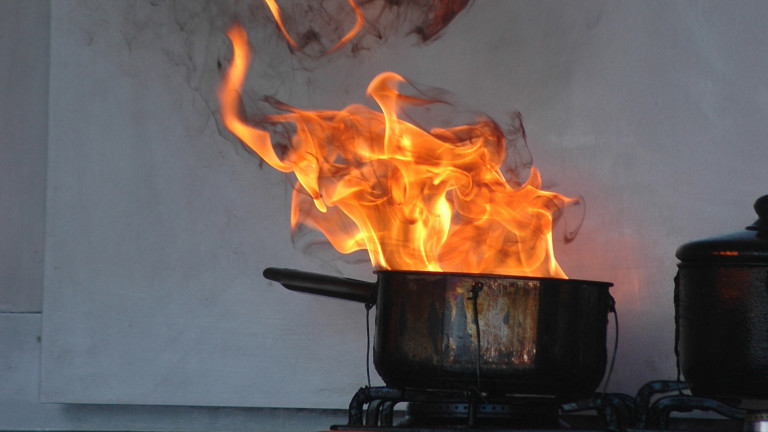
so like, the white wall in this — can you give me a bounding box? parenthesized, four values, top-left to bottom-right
(41, 0, 380, 409)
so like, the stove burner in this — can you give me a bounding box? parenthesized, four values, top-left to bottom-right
(635, 380, 744, 429)
(330, 386, 630, 430)
(403, 398, 561, 429)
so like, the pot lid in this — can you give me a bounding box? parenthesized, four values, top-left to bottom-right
(676, 195, 768, 263)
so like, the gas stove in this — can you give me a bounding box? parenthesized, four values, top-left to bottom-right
(323, 381, 762, 431)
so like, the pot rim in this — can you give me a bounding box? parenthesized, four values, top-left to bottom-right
(374, 269, 613, 287)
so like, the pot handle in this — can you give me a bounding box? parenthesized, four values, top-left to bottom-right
(263, 267, 377, 304)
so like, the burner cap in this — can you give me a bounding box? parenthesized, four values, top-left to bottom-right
(745, 412, 768, 432)
(403, 399, 561, 428)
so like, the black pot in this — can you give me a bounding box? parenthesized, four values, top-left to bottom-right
(675, 195, 768, 398)
(264, 267, 614, 397)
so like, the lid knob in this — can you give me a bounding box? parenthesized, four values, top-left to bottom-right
(747, 194, 768, 231)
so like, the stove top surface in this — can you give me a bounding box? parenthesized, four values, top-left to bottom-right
(327, 419, 743, 431)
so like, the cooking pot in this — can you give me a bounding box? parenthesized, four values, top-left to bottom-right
(264, 267, 614, 397)
(675, 194, 768, 398)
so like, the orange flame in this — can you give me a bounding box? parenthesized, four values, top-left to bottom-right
(219, 24, 577, 278)
(263, 0, 365, 54)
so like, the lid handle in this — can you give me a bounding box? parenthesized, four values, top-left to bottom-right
(747, 194, 768, 231)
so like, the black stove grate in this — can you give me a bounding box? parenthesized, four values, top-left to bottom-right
(327, 381, 763, 431)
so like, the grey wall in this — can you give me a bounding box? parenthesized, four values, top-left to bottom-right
(0, 1, 343, 429)
(3, 0, 768, 428)
(0, 0, 48, 312)
(0, 2, 50, 426)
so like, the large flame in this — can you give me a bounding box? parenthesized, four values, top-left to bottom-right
(219, 24, 577, 278)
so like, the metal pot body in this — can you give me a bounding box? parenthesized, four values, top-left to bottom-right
(264, 267, 613, 397)
(675, 195, 768, 398)
(676, 263, 768, 398)
(373, 271, 612, 397)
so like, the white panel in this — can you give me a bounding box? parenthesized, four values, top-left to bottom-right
(41, 1, 380, 408)
(42, 0, 768, 408)
(0, 313, 349, 431)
